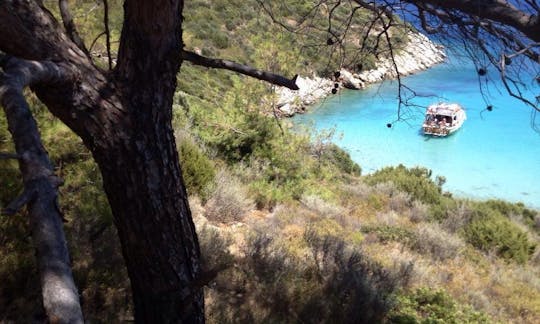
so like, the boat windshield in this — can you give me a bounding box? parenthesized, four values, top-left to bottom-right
(425, 114, 452, 125)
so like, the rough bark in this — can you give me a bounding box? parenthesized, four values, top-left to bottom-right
(0, 57, 83, 323)
(182, 50, 299, 90)
(1, 0, 204, 322)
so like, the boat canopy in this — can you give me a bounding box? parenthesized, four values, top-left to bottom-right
(426, 103, 462, 116)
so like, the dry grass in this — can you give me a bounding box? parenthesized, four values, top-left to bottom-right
(205, 171, 254, 223)
(300, 194, 344, 218)
(407, 200, 430, 223)
(198, 171, 540, 324)
(411, 223, 465, 260)
(440, 201, 472, 233)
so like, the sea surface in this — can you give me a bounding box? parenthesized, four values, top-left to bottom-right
(293, 55, 540, 209)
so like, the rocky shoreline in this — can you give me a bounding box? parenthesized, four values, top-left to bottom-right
(277, 32, 446, 117)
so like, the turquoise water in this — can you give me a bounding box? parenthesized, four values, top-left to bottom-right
(294, 58, 540, 209)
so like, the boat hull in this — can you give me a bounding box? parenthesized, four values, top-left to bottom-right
(422, 125, 461, 136)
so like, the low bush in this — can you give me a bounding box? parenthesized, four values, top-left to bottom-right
(408, 200, 429, 223)
(197, 225, 234, 273)
(411, 223, 464, 260)
(389, 287, 490, 323)
(178, 138, 216, 200)
(300, 195, 344, 218)
(319, 143, 361, 176)
(388, 191, 413, 213)
(205, 223, 412, 323)
(212, 111, 278, 163)
(361, 225, 415, 245)
(205, 171, 254, 223)
(484, 199, 539, 231)
(463, 203, 536, 264)
(365, 165, 443, 205)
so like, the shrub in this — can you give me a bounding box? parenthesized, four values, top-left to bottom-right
(463, 203, 536, 264)
(411, 223, 464, 260)
(213, 111, 277, 163)
(388, 191, 412, 213)
(389, 287, 490, 323)
(300, 195, 344, 218)
(484, 199, 539, 231)
(408, 200, 429, 223)
(320, 143, 361, 176)
(178, 138, 216, 200)
(197, 225, 233, 273)
(205, 225, 411, 323)
(361, 225, 415, 245)
(365, 165, 443, 205)
(437, 199, 471, 233)
(205, 171, 254, 223)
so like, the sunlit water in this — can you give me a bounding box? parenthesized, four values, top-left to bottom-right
(294, 56, 540, 209)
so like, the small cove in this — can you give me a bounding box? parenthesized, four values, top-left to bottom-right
(293, 56, 540, 209)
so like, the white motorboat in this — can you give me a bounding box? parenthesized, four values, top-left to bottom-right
(422, 103, 466, 136)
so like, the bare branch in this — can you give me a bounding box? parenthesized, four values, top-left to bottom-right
(2, 188, 36, 216)
(352, 0, 394, 17)
(58, 0, 90, 56)
(103, 0, 113, 70)
(418, 8, 442, 34)
(0, 152, 19, 159)
(181, 50, 300, 90)
(405, 0, 540, 42)
(89, 31, 107, 53)
(0, 56, 83, 323)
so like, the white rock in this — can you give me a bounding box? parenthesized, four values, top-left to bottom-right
(339, 69, 365, 89)
(277, 31, 446, 116)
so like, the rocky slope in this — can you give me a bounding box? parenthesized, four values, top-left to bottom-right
(277, 32, 446, 116)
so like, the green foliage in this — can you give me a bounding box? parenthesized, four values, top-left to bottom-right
(178, 138, 216, 200)
(429, 196, 459, 222)
(215, 111, 277, 163)
(463, 203, 536, 264)
(320, 143, 361, 176)
(483, 199, 539, 231)
(362, 225, 415, 245)
(390, 288, 490, 323)
(366, 165, 444, 205)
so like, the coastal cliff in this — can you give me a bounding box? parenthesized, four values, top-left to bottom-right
(277, 32, 446, 116)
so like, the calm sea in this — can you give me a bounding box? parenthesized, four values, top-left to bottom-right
(293, 56, 540, 209)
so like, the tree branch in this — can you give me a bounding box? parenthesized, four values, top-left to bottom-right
(58, 0, 90, 57)
(0, 56, 83, 323)
(102, 0, 113, 70)
(0, 152, 19, 159)
(0, 0, 87, 61)
(181, 50, 299, 90)
(407, 0, 540, 42)
(2, 187, 37, 216)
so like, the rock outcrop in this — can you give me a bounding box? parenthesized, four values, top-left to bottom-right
(277, 32, 446, 117)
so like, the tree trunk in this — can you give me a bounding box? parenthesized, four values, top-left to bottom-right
(0, 0, 204, 321)
(89, 1, 204, 321)
(93, 121, 204, 323)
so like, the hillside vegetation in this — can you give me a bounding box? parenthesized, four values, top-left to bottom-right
(1, 0, 539, 323)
